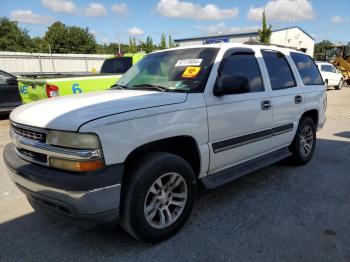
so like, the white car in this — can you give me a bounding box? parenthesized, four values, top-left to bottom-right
(316, 61, 344, 90)
(4, 43, 326, 243)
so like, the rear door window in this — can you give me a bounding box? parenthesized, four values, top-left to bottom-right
(290, 52, 323, 85)
(261, 50, 296, 90)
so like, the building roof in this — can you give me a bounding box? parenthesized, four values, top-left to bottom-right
(174, 26, 314, 43)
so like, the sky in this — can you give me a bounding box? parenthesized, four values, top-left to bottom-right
(0, 0, 349, 44)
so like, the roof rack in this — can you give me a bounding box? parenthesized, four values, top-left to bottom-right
(243, 41, 302, 51)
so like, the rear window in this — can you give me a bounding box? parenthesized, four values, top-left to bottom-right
(290, 53, 323, 85)
(261, 50, 296, 90)
(100, 57, 133, 74)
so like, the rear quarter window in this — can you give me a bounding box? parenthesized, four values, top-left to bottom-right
(290, 52, 323, 85)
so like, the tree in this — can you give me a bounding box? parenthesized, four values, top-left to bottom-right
(66, 26, 97, 53)
(44, 22, 69, 53)
(128, 37, 138, 53)
(44, 21, 97, 54)
(168, 34, 176, 48)
(258, 10, 272, 44)
(159, 33, 167, 49)
(0, 17, 34, 52)
(140, 36, 154, 54)
(31, 37, 48, 53)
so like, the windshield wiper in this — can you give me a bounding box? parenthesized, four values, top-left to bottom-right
(110, 84, 127, 90)
(131, 84, 168, 92)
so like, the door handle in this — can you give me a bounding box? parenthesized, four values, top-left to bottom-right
(261, 100, 271, 110)
(295, 95, 303, 104)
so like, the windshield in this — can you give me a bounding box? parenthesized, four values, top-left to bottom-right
(116, 48, 219, 92)
(100, 57, 133, 74)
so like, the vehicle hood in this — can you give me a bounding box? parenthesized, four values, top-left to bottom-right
(11, 90, 187, 131)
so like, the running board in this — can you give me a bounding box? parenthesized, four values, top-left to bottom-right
(201, 147, 292, 189)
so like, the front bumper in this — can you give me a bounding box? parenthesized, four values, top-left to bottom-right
(3, 143, 123, 226)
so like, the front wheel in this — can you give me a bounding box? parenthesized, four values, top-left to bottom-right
(120, 152, 196, 243)
(290, 117, 316, 165)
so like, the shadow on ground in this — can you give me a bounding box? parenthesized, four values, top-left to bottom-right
(1, 138, 350, 262)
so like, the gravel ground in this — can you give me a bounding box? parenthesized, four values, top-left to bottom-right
(1, 87, 350, 262)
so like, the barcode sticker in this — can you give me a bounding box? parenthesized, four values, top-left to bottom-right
(175, 59, 203, 67)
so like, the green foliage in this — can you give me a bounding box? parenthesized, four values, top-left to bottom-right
(168, 34, 176, 48)
(128, 37, 138, 53)
(258, 10, 272, 44)
(44, 21, 97, 53)
(160, 33, 167, 49)
(98, 42, 129, 54)
(0, 16, 179, 54)
(140, 36, 154, 54)
(0, 17, 34, 52)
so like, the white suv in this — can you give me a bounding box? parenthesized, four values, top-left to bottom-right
(4, 44, 326, 243)
(316, 61, 344, 90)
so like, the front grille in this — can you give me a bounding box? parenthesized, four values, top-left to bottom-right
(11, 124, 46, 142)
(18, 148, 47, 164)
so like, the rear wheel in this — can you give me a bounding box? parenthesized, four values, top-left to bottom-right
(290, 117, 316, 165)
(120, 152, 196, 243)
(335, 79, 343, 90)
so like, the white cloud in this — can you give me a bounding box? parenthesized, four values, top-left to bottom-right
(127, 27, 143, 36)
(102, 37, 110, 44)
(196, 22, 259, 35)
(85, 3, 107, 17)
(247, 0, 315, 22)
(156, 0, 239, 20)
(111, 3, 128, 15)
(41, 0, 77, 14)
(10, 9, 53, 24)
(331, 16, 349, 24)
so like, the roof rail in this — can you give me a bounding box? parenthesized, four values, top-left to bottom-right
(244, 41, 302, 51)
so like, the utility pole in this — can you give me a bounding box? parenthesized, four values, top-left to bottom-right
(117, 25, 121, 55)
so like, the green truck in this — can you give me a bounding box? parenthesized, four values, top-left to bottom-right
(18, 53, 146, 103)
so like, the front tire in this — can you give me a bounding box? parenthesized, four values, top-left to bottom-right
(290, 117, 316, 165)
(120, 152, 196, 243)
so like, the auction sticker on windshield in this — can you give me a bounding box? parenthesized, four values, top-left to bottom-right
(182, 66, 201, 78)
(175, 59, 203, 67)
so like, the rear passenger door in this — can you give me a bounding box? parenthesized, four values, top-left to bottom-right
(290, 52, 326, 129)
(261, 50, 305, 150)
(206, 48, 273, 173)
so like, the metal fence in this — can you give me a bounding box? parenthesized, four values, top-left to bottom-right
(0, 51, 112, 75)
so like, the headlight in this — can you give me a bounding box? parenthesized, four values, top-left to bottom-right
(46, 131, 104, 172)
(47, 131, 101, 149)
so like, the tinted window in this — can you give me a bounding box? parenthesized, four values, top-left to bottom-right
(329, 65, 337, 73)
(0, 71, 11, 85)
(321, 65, 328, 72)
(220, 53, 264, 92)
(290, 52, 323, 85)
(261, 50, 296, 90)
(100, 57, 133, 74)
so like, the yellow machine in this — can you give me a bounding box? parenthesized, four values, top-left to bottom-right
(324, 45, 350, 85)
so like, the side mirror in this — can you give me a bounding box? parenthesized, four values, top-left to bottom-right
(214, 75, 250, 96)
(6, 77, 17, 85)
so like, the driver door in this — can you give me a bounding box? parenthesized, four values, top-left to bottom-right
(205, 48, 273, 173)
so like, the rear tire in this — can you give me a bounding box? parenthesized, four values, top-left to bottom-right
(335, 79, 343, 90)
(290, 117, 316, 165)
(119, 152, 196, 243)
